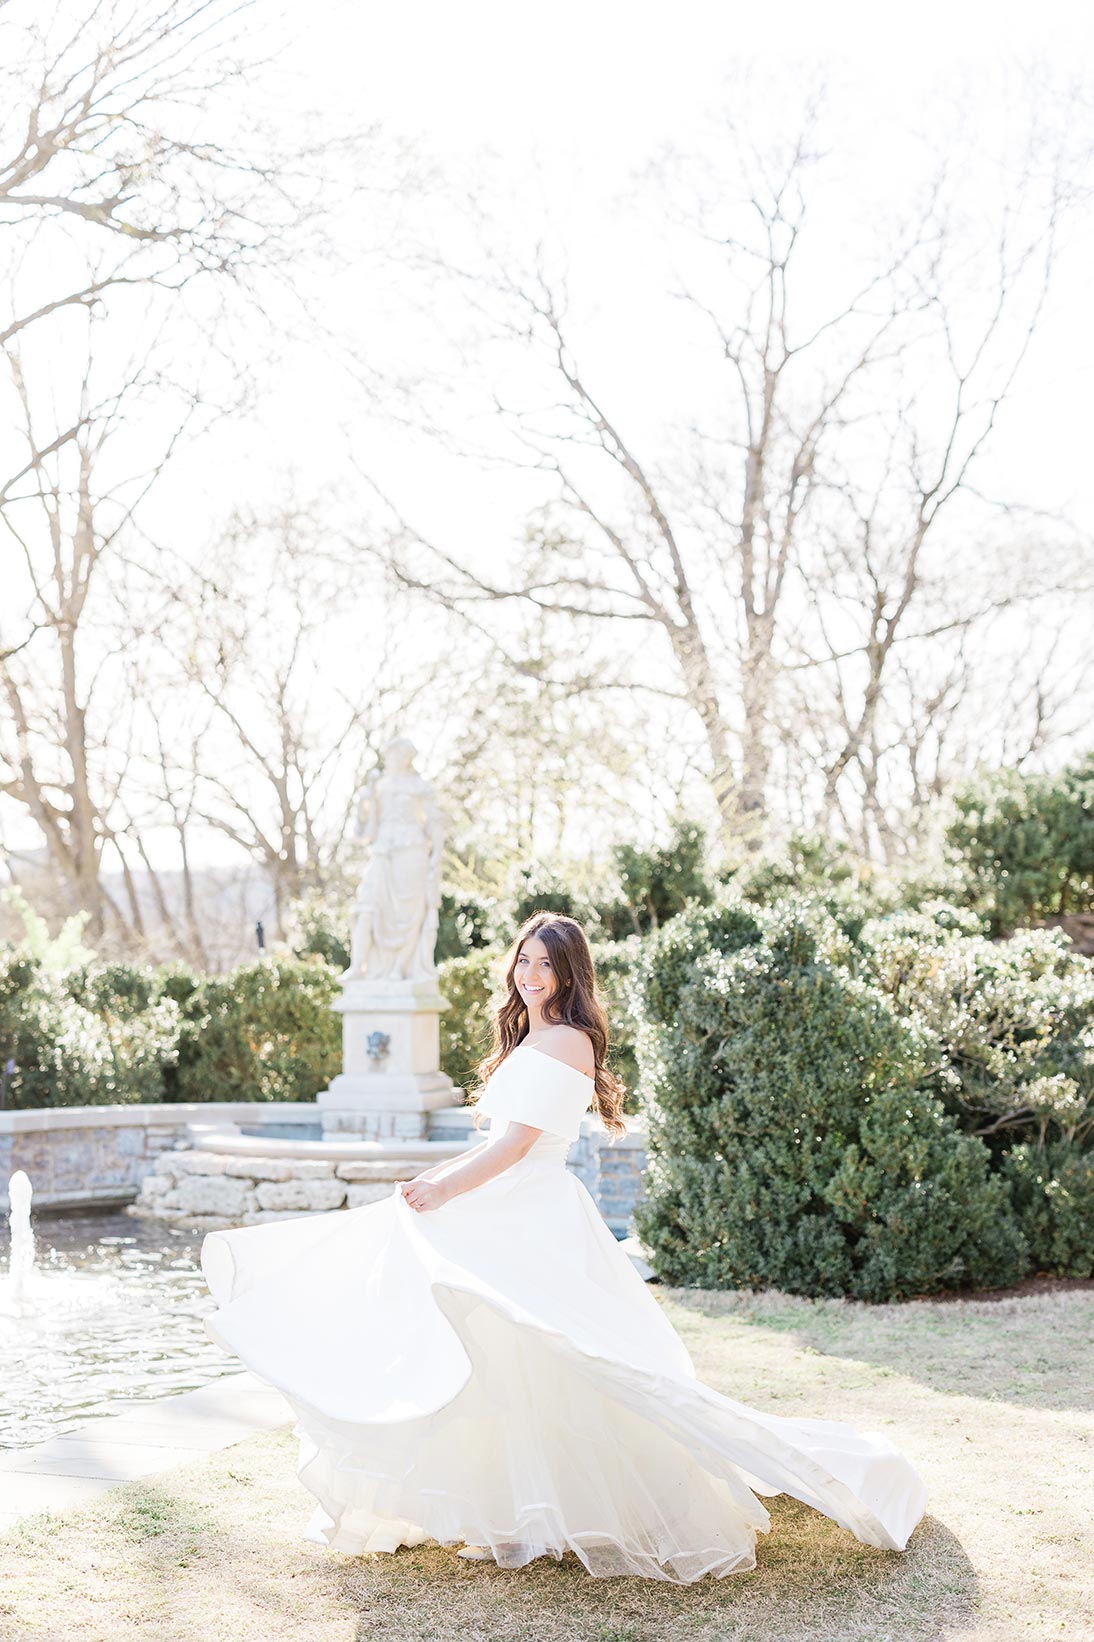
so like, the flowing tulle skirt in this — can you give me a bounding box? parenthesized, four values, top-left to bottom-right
(201, 1151, 925, 1582)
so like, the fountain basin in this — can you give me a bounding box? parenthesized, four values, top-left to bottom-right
(3, 1101, 648, 1235)
(183, 1121, 473, 1164)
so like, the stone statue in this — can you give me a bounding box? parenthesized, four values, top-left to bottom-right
(347, 738, 444, 982)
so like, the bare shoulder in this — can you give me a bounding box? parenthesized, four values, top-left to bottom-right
(536, 1024, 595, 1080)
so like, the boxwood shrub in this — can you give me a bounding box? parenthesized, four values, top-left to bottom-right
(631, 895, 1028, 1300)
(860, 909, 1094, 1158)
(1000, 1142, 1094, 1277)
(171, 957, 341, 1104)
(0, 953, 179, 1108)
(438, 948, 502, 1095)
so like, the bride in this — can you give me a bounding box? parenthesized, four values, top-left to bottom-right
(201, 911, 926, 1583)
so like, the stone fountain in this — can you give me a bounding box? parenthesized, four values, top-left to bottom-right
(318, 735, 457, 1137)
(129, 739, 473, 1233)
(127, 736, 645, 1237)
(1, 1168, 119, 1324)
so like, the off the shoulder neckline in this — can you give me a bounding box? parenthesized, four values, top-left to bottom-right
(514, 1041, 596, 1084)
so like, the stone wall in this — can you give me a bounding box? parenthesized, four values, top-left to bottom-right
(594, 1126, 649, 1235)
(130, 1148, 416, 1231)
(0, 1103, 328, 1213)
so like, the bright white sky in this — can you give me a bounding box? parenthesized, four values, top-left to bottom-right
(161, 0, 1094, 548)
(303, 0, 1093, 146)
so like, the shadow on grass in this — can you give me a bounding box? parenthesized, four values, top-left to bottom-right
(336, 1500, 978, 1642)
(664, 1286, 1094, 1414)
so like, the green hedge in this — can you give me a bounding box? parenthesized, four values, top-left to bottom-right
(726, 832, 890, 942)
(0, 953, 180, 1108)
(631, 896, 1030, 1300)
(0, 953, 340, 1108)
(171, 958, 341, 1104)
(588, 936, 642, 1109)
(0, 938, 645, 1111)
(438, 949, 501, 1095)
(1001, 1142, 1094, 1277)
(7, 875, 1092, 1296)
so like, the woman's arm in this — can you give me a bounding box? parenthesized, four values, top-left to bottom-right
(400, 1124, 541, 1213)
(408, 1136, 490, 1184)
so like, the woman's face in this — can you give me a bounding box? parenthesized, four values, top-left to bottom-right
(514, 935, 559, 1010)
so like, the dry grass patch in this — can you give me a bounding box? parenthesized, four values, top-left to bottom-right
(0, 1287, 1091, 1641)
(0, 1433, 355, 1642)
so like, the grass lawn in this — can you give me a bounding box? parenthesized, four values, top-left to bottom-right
(1, 1286, 1091, 1642)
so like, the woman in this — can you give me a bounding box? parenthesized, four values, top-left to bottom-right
(201, 911, 926, 1583)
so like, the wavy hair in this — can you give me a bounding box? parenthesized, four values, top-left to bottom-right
(471, 911, 626, 1139)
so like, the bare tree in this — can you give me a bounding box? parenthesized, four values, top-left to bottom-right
(359, 86, 1091, 855)
(0, 0, 377, 948)
(0, 0, 354, 671)
(147, 505, 453, 939)
(0, 1, 309, 352)
(0, 317, 197, 941)
(784, 147, 1071, 849)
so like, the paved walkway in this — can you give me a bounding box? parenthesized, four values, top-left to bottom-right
(0, 1372, 293, 1532)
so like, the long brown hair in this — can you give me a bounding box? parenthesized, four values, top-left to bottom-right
(472, 911, 627, 1139)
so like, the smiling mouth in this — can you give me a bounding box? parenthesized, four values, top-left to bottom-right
(521, 984, 545, 994)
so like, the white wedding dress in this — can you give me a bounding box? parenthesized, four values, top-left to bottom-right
(200, 1043, 926, 1583)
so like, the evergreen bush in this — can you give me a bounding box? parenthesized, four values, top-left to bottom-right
(594, 822, 714, 939)
(438, 948, 501, 1094)
(632, 896, 1028, 1300)
(436, 891, 499, 961)
(589, 935, 642, 1107)
(172, 956, 340, 1104)
(946, 758, 1094, 934)
(0, 952, 179, 1108)
(1001, 1142, 1094, 1278)
(286, 887, 351, 970)
(861, 911, 1094, 1157)
(727, 832, 891, 941)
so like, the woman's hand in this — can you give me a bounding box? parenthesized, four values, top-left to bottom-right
(399, 1178, 451, 1213)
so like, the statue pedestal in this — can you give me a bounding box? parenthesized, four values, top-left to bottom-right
(316, 977, 458, 1138)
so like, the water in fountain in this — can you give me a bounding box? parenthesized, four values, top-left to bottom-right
(0, 1193, 238, 1447)
(6, 1170, 36, 1308)
(0, 1169, 122, 1324)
